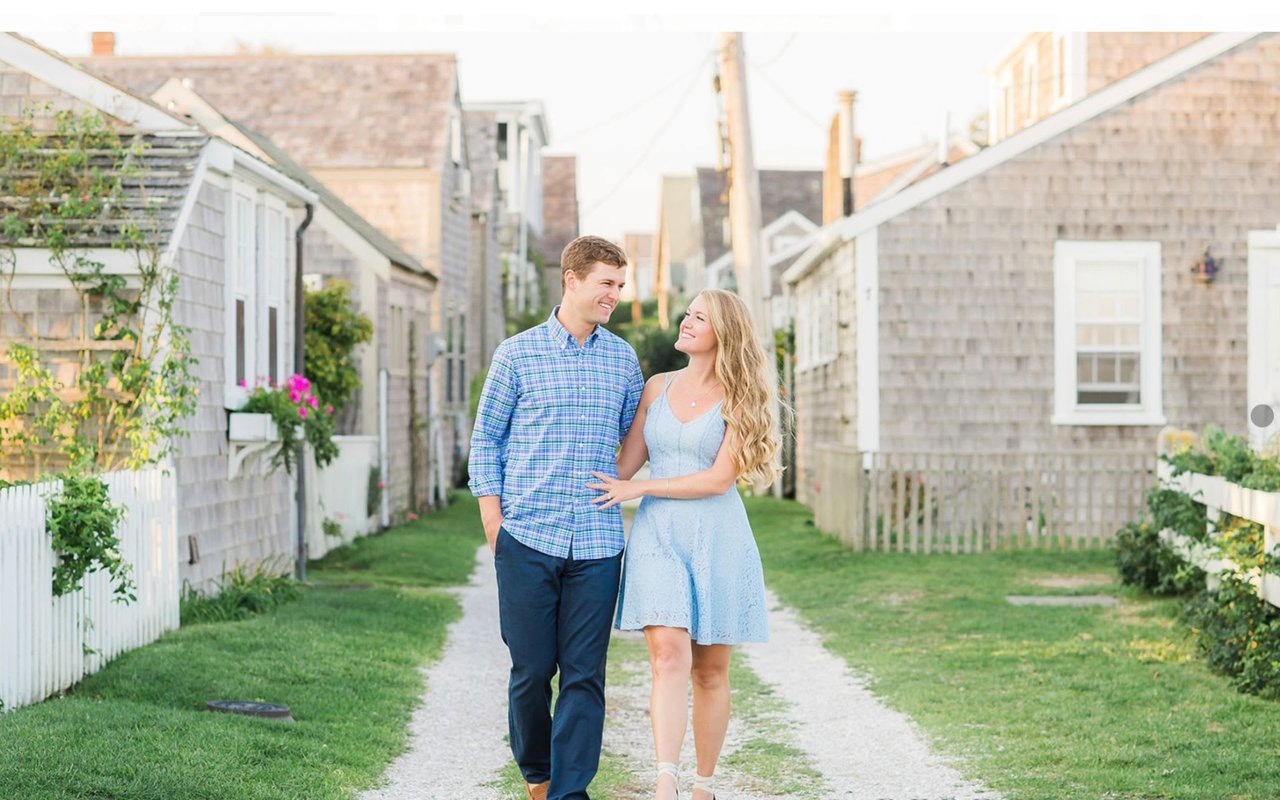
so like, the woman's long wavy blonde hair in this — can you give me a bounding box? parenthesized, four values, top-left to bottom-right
(699, 289, 784, 488)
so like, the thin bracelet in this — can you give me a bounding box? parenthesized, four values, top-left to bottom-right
(666, 478, 671, 498)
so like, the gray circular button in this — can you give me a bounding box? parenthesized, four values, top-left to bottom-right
(1250, 403, 1275, 427)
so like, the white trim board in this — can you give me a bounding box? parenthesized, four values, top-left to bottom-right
(855, 228, 880, 452)
(784, 32, 1267, 287)
(0, 33, 190, 132)
(1248, 230, 1280, 450)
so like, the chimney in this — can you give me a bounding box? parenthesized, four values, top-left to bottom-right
(91, 32, 115, 57)
(837, 90, 857, 215)
(938, 111, 951, 166)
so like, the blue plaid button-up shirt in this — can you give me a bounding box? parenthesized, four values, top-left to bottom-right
(469, 307, 645, 560)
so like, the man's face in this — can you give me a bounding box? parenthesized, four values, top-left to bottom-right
(565, 261, 627, 326)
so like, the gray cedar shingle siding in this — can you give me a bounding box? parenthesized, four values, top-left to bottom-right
(794, 34, 1280, 500)
(172, 182, 292, 592)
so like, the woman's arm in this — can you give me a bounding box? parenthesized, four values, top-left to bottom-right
(590, 421, 741, 508)
(615, 373, 664, 480)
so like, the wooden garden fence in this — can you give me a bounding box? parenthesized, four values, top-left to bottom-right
(811, 446, 1155, 552)
(0, 467, 179, 712)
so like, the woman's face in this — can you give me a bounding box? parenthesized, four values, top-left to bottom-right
(675, 294, 718, 355)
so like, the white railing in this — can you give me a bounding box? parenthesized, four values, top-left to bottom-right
(1156, 461, 1280, 608)
(0, 467, 179, 712)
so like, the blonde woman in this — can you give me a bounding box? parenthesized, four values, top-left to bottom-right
(587, 289, 779, 800)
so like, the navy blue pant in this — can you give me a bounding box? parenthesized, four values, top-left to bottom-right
(494, 528, 622, 800)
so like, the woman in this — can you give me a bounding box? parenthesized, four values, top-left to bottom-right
(587, 288, 781, 800)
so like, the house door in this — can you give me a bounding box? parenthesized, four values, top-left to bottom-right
(1248, 230, 1280, 450)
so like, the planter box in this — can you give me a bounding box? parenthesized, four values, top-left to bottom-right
(228, 412, 280, 443)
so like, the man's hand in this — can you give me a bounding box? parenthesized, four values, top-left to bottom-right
(478, 495, 503, 554)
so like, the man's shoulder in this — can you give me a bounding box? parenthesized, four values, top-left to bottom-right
(497, 325, 550, 356)
(596, 326, 639, 361)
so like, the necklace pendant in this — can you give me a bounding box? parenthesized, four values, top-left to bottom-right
(691, 400, 697, 407)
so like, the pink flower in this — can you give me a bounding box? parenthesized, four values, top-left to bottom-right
(289, 389, 302, 404)
(238, 379, 247, 388)
(307, 395, 319, 409)
(406, 512, 418, 521)
(377, 481, 386, 489)
(326, 405, 334, 415)
(298, 406, 308, 419)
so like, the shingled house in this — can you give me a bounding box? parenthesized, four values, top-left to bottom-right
(784, 32, 1280, 546)
(0, 34, 319, 591)
(86, 46, 480, 500)
(145, 77, 438, 535)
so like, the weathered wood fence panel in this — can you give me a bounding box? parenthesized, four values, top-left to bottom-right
(811, 446, 1153, 552)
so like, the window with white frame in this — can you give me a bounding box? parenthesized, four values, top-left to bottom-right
(1052, 33, 1067, 105)
(798, 277, 837, 371)
(388, 304, 407, 372)
(1023, 49, 1038, 123)
(227, 183, 257, 400)
(258, 201, 288, 387)
(1053, 241, 1164, 426)
(224, 181, 294, 408)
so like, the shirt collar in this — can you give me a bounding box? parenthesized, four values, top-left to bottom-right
(546, 305, 601, 349)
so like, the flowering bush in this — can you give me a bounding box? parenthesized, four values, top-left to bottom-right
(239, 374, 338, 474)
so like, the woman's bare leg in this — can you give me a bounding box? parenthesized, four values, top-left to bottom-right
(645, 626, 693, 799)
(689, 643, 732, 799)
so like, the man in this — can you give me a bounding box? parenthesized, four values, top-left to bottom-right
(470, 235, 645, 800)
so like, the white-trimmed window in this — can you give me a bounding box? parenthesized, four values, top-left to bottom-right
(1052, 33, 1068, 107)
(797, 277, 837, 372)
(1053, 241, 1164, 426)
(225, 181, 258, 406)
(1023, 48, 1038, 123)
(225, 181, 292, 408)
(258, 199, 288, 387)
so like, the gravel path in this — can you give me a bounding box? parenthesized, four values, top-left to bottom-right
(361, 535, 1000, 800)
(740, 589, 1001, 800)
(359, 544, 509, 800)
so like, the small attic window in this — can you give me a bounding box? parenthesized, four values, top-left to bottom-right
(496, 122, 508, 160)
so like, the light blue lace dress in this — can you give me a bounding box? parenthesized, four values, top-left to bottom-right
(614, 377, 769, 645)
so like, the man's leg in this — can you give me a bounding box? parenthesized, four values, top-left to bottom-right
(494, 528, 563, 786)
(547, 550, 622, 800)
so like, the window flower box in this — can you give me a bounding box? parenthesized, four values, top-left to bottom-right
(228, 412, 280, 443)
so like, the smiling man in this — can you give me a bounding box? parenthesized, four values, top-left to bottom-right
(470, 235, 645, 800)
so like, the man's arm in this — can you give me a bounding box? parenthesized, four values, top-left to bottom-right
(469, 347, 517, 552)
(618, 357, 645, 444)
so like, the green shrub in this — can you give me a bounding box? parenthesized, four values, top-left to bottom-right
(303, 280, 373, 415)
(1113, 520, 1204, 595)
(628, 323, 686, 377)
(1183, 575, 1280, 699)
(180, 560, 304, 625)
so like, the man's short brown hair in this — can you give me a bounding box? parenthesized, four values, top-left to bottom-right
(561, 235, 627, 289)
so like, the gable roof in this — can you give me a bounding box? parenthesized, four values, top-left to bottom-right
(234, 125, 432, 279)
(697, 168, 823, 266)
(784, 31, 1267, 286)
(0, 130, 208, 248)
(83, 52, 460, 170)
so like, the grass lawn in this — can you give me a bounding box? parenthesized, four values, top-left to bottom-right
(745, 494, 1280, 800)
(0, 494, 483, 800)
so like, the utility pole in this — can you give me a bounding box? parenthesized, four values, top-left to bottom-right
(717, 32, 782, 497)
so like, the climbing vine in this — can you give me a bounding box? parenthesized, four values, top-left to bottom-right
(0, 106, 199, 475)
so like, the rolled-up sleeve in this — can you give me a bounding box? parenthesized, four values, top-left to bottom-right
(468, 346, 517, 497)
(618, 356, 644, 444)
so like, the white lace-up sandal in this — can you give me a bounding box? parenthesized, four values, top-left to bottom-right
(657, 761, 680, 798)
(692, 770, 716, 799)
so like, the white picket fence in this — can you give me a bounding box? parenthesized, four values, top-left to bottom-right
(1156, 461, 1280, 607)
(0, 467, 179, 712)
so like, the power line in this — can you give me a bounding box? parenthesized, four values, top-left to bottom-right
(750, 33, 797, 69)
(749, 62, 828, 132)
(580, 55, 712, 221)
(554, 52, 714, 148)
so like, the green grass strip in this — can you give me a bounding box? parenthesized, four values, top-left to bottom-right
(745, 494, 1280, 800)
(0, 494, 482, 800)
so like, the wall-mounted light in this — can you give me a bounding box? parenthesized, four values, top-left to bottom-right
(1191, 244, 1218, 285)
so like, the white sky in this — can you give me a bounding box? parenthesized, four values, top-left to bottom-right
(17, 2, 1279, 242)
